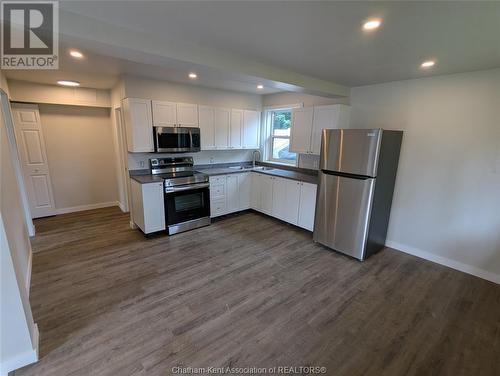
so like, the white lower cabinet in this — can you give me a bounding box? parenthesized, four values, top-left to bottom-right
(298, 182, 317, 231)
(250, 172, 317, 231)
(209, 171, 317, 231)
(260, 175, 274, 215)
(238, 173, 251, 210)
(210, 173, 251, 217)
(130, 179, 166, 234)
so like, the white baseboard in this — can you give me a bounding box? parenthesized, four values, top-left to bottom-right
(54, 201, 119, 215)
(386, 240, 500, 285)
(118, 201, 128, 213)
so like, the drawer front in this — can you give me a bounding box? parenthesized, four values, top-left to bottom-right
(210, 183, 225, 198)
(210, 198, 226, 217)
(209, 176, 226, 185)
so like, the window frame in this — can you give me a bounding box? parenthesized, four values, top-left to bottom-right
(263, 104, 302, 166)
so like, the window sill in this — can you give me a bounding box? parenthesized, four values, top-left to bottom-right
(263, 160, 298, 168)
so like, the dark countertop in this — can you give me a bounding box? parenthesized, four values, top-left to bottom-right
(130, 174, 165, 184)
(253, 168, 318, 184)
(130, 163, 318, 185)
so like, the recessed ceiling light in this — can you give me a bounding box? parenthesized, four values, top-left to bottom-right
(421, 60, 435, 68)
(188, 72, 198, 79)
(257, 84, 264, 90)
(57, 80, 80, 87)
(69, 50, 84, 58)
(362, 19, 382, 31)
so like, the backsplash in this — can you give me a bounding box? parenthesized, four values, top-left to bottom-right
(128, 150, 256, 170)
(298, 154, 320, 170)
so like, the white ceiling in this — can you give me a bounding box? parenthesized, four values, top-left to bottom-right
(4, 45, 283, 93)
(59, 1, 500, 86)
(5, 1, 500, 94)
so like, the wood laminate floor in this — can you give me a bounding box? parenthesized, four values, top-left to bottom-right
(15, 207, 500, 376)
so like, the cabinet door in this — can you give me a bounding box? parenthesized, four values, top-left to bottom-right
(122, 98, 154, 152)
(311, 105, 338, 155)
(199, 106, 216, 150)
(215, 107, 230, 149)
(289, 107, 314, 154)
(238, 173, 251, 210)
(251, 173, 261, 211)
(230, 109, 243, 149)
(283, 180, 301, 225)
(177, 103, 198, 127)
(272, 177, 287, 220)
(260, 175, 274, 215)
(152, 100, 177, 126)
(243, 110, 260, 149)
(143, 182, 166, 233)
(226, 174, 239, 213)
(298, 182, 317, 231)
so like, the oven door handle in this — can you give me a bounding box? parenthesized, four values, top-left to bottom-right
(165, 182, 209, 193)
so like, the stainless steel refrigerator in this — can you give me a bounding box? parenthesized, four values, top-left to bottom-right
(313, 129, 403, 260)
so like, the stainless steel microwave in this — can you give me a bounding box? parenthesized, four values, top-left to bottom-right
(153, 126, 201, 153)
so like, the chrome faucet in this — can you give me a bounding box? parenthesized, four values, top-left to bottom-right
(252, 150, 261, 168)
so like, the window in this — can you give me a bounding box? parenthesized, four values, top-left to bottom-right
(267, 109, 296, 165)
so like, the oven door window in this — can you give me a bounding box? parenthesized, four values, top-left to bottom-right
(165, 187, 210, 225)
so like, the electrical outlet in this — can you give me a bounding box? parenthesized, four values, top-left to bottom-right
(139, 160, 145, 168)
(313, 159, 319, 169)
(210, 157, 214, 164)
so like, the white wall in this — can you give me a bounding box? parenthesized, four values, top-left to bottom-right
(128, 149, 255, 170)
(263, 92, 349, 108)
(123, 75, 262, 110)
(8, 80, 110, 108)
(0, 85, 38, 374)
(38, 104, 119, 211)
(350, 68, 500, 283)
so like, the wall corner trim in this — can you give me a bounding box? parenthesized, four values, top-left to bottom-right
(0, 324, 38, 376)
(386, 240, 500, 285)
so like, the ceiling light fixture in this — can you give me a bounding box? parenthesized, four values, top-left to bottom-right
(57, 80, 80, 87)
(69, 50, 84, 58)
(362, 19, 382, 31)
(188, 72, 198, 79)
(421, 60, 435, 68)
(257, 84, 264, 90)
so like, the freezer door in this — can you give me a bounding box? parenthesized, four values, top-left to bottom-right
(313, 172, 375, 260)
(320, 129, 382, 177)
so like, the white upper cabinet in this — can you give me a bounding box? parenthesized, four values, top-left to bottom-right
(290, 104, 350, 155)
(152, 100, 177, 126)
(242, 110, 260, 149)
(199, 105, 216, 150)
(230, 109, 243, 149)
(152, 101, 198, 127)
(289, 107, 314, 154)
(177, 103, 198, 127)
(122, 98, 154, 153)
(215, 107, 230, 149)
(311, 104, 351, 154)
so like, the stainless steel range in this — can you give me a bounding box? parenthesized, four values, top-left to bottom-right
(150, 157, 210, 235)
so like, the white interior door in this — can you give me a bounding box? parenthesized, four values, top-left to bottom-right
(12, 103, 56, 218)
